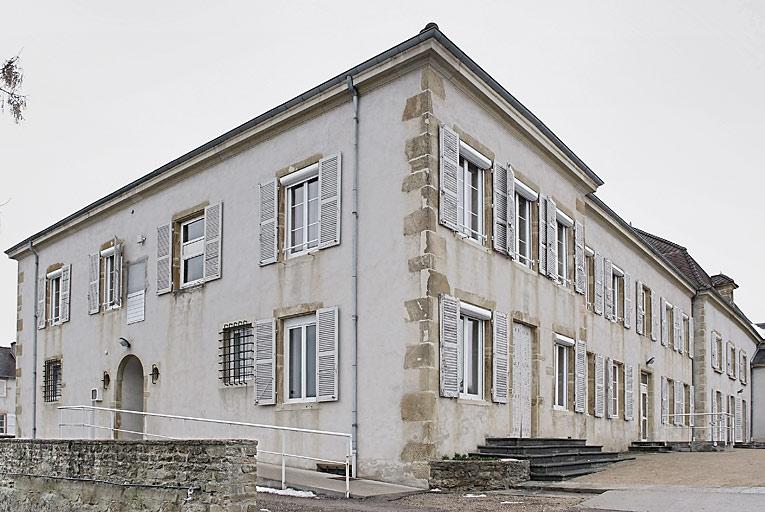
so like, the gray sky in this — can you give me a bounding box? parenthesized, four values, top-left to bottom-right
(1, 1, 763, 347)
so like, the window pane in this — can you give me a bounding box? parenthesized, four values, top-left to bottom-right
(307, 179, 319, 248)
(556, 346, 565, 406)
(183, 218, 204, 242)
(184, 254, 203, 283)
(468, 319, 480, 395)
(306, 324, 317, 398)
(289, 328, 303, 399)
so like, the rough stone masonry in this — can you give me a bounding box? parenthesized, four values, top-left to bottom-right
(0, 439, 258, 512)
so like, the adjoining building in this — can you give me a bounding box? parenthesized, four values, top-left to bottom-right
(0, 345, 17, 437)
(5, 24, 762, 485)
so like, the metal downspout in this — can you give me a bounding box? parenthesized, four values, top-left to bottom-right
(346, 75, 359, 477)
(29, 241, 39, 439)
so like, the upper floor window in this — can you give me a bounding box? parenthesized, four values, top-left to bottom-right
(43, 358, 62, 403)
(0, 379, 6, 398)
(712, 332, 723, 372)
(740, 351, 748, 384)
(285, 314, 318, 402)
(643, 285, 653, 336)
(39, 265, 71, 328)
(286, 166, 320, 257)
(49, 271, 62, 324)
(220, 322, 254, 386)
(88, 242, 123, 314)
(727, 342, 736, 379)
(611, 266, 625, 322)
(683, 315, 691, 355)
(516, 194, 532, 266)
(585, 248, 595, 308)
(181, 216, 205, 287)
(665, 302, 675, 348)
(458, 156, 485, 243)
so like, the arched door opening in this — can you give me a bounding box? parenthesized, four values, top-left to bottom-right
(115, 355, 144, 439)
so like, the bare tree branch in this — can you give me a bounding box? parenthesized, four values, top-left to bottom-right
(1, 55, 27, 123)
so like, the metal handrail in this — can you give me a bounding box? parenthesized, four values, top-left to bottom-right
(664, 411, 737, 447)
(58, 405, 352, 498)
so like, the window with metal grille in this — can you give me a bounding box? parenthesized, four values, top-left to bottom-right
(43, 359, 62, 402)
(219, 322, 254, 386)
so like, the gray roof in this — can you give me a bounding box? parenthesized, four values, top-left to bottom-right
(0, 347, 15, 380)
(6, 23, 603, 257)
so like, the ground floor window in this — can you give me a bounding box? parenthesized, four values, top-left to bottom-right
(44, 359, 62, 403)
(459, 313, 485, 399)
(284, 314, 317, 402)
(554, 337, 572, 409)
(0, 413, 5, 434)
(220, 322, 254, 386)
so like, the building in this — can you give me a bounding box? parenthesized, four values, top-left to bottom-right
(752, 326, 765, 441)
(5, 24, 762, 486)
(0, 345, 17, 437)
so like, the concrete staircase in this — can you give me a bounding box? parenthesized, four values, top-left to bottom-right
(472, 437, 632, 481)
(629, 440, 731, 452)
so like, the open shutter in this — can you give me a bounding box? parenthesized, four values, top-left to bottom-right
(635, 280, 644, 335)
(546, 196, 557, 278)
(726, 342, 733, 376)
(507, 165, 516, 259)
(37, 277, 46, 329)
(594, 252, 604, 315)
(689, 385, 695, 427)
(259, 180, 278, 266)
(156, 223, 172, 295)
(661, 376, 668, 424)
(688, 317, 694, 359)
(203, 202, 223, 281)
(439, 125, 460, 231)
(710, 392, 717, 442)
(651, 292, 659, 342)
(677, 313, 684, 354)
(594, 354, 605, 418)
(735, 397, 743, 442)
(538, 198, 546, 275)
(603, 259, 613, 321)
(60, 264, 71, 323)
(740, 350, 746, 383)
(623, 272, 632, 328)
(660, 298, 668, 346)
(674, 382, 683, 426)
(606, 358, 615, 418)
(574, 340, 586, 413)
(319, 154, 342, 249)
(439, 294, 460, 398)
(7, 414, 15, 436)
(711, 332, 719, 370)
(493, 162, 509, 256)
(624, 365, 634, 421)
(113, 244, 123, 308)
(88, 253, 100, 314)
(574, 221, 585, 294)
(254, 318, 276, 405)
(492, 311, 509, 404)
(316, 307, 339, 402)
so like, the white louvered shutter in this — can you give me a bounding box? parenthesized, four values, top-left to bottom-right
(538, 198, 546, 275)
(156, 223, 172, 294)
(439, 125, 460, 231)
(603, 259, 613, 321)
(512, 322, 532, 438)
(574, 221, 585, 294)
(661, 376, 668, 424)
(316, 307, 339, 402)
(635, 280, 644, 335)
(711, 333, 719, 370)
(574, 340, 586, 413)
(254, 318, 276, 405)
(37, 277, 46, 329)
(710, 392, 717, 441)
(674, 383, 683, 426)
(439, 294, 460, 398)
(660, 298, 668, 346)
(689, 385, 695, 427)
(727, 342, 733, 376)
(624, 365, 634, 421)
(319, 154, 342, 249)
(606, 358, 615, 418)
(60, 264, 71, 323)
(507, 165, 516, 259)
(7, 414, 15, 436)
(734, 348, 740, 380)
(624, 272, 632, 329)
(259, 180, 278, 266)
(594, 354, 605, 418)
(88, 253, 100, 314)
(651, 292, 659, 342)
(673, 310, 681, 352)
(493, 162, 508, 256)
(113, 244, 123, 308)
(688, 317, 695, 359)
(735, 397, 743, 442)
(546, 196, 557, 278)
(203, 202, 223, 281)
(677, 314, 685, 354)
(492, 311, 509, 404)
(740, 351, 746, 383)
(594, 252, 604, 315)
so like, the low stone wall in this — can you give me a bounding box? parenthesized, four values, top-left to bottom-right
(0, 439, 257, 511)
(428, 459, 530, 491)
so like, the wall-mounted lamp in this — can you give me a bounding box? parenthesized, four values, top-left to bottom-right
(136, 235, 146, 245)
(646, 357, 655, 366)
(102, 371, 111, 390)
(737, 388, 744, 394)
(118, 337, 131, 349)
(151, 364, 160, 384)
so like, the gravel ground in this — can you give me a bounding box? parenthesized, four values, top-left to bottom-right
(256, 490, 588, 512)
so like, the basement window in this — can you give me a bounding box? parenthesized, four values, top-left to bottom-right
(284, 164, 320, 257)
(219, 322, 254, 386)
(285, 314, 318, 402)
(43, 359, 62, 403)
(181, 216, 205, 287)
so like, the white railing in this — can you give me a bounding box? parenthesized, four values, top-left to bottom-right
(58, 405, 353, 498)
(667, 411, 736, 447)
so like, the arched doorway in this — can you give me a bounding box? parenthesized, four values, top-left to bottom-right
(115, 355, 144, 439)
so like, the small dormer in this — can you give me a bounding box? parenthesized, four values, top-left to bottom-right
(711, 273, 738, 304)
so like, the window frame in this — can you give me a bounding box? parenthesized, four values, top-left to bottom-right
(584, 247, 595, 309)
(46, 268, 63, 325)
(643, 285, 653, 337)
(284, 313, 318, 404)
(611, 360, 620, 418)
(458, 312, 485, 400)
(665, 301, 675, 348)
(180, 215, 205, 288)
(457, 156, 486, 244)
(43, 358, 62, 403)
(611, 266, 625, 322)
(284, 164, 320, 258)
(220, 322, 254, 386)
(553, 334, 574, 410)
(100, 245, 118, 309)
(713, 333, 724, 372)
(515, 193, 532, 267)
(0, 413, 5, 434)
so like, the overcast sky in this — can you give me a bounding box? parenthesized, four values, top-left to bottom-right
(1, 1, 763, 347)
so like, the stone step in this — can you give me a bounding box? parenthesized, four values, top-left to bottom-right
(530, 465, 609, 481)
(485, 437, 586, 447)
(530, 456, 627, 474)
(628, 445, 671, 453)
(471, 450, 622, 465)
(476, 444, 603, 456)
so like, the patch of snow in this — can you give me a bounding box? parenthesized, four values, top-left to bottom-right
(256, 486, 317, 498)
(463, 493, 487, 498)
(430, 488, 442, 492)
(501, 501, 522, 505)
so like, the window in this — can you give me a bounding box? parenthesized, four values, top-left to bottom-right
(611, 267, 625, 322)
(713, 333, 723, 371)
(741, 352, 748, 384)
(220, 322, 254, 386)
(515, 194, 532, 266)
(585, 249, 595, 309)
(48, 271, 62, 324)
(181, 216, 205, 286)
(285, 315, 318, 402)
(458, 157, 485, 242)
(554, 337, 572, 409)
(286, 167, 320, 256)
(684, 384, 692, 427)
(643, 285, 653, 336)
(727, 343, 736, 378)
(43, 359, 62, 403)
(611, 360, 620, 418)
(556, 222, 568, 284)
(665, 303, 674, 348)
(0, 379, 6, 398)
(459, 311, 485, 399)
(683, 315, 691, 355)
(667, 379, 675, 424)
(0, 414, 5, 434)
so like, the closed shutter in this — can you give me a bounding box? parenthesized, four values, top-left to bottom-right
(661, 376, 668, 424)
(606, 358, 615, 418)
(203, 202, 223, 281)
(254, 318, 276, 405)
(259, 180, 278, 266)
(594, 354, 605, 418)
(624, 272, 632, 329)
(512, 322, 532, 438)
(37, 277, 46, 329)
(126, 291, 145, 324)
(113, 244, 123, 308)
(439, 294, 460, 398)
(88, 253, 100, 314)
(574, 221, 585, 294)
(689, 385, 695, 427)
(156, 223, 172, 294)
(538, 198, 546, 275)
(734, 348, 740, 380)
(735, 397, 743, 442)
(688, 317, 694, 359)
(594, 252, 604, 315)
(711, 332, 719, 370)
(316, 307, 339, 402)
(507, 165, 516, 259)
(492, 162, 509, 256)
(660, 298, 668, 346)
(318, 154, 342, 249)
(635, 280, 645, 335)
(546, 196, 557, 278)
(7, 414, 14, 436)
(439, 125, 460, 231)
(60, 264, 71, 323)
(624, 365, 634, 421)
(574, 340, 586, 413)
(491, 311, 509, 404)
(603, 259, 613, 321)
(651, 292, 659, 342)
